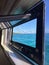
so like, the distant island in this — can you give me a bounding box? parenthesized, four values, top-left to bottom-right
(13, 32, 20, 34)
(13, 32, 36, 34)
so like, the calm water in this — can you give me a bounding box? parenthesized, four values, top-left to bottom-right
(12, 33, 49, 65)
(44, 33, 49, 65)
(12, 34, 36, 48)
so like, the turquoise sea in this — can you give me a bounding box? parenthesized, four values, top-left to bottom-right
(44, 33, 49, 65)
(12, 34, 36, 48)
(12, 33, 49, 65)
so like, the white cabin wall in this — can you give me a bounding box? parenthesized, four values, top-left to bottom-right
(1, 30, 5, 46)
(1, 28, 12, 46)
(7, 28, 12, 45)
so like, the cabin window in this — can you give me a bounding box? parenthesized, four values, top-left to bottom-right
(12, 19, 37, 48)
(10, 20, 21, 25)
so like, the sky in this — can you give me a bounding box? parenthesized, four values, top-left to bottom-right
(13, 0, 49, 33)
(13, 19, 37, 33)
(44, 0, 49, 33)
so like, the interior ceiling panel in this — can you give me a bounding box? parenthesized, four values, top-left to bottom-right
(10, 0, 40, 14)
(0, 0, 40, 29)
(0, 0, 16, 15)
(0, 0, 40, 15)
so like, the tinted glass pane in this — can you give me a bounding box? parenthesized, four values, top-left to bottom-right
(12, 19, 37, 48)
(10, 20, 21, 25)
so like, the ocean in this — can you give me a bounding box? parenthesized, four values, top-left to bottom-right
(12, 33, 49, 65)
(12, 34, 36, 48)
(44, 33, 49, 65)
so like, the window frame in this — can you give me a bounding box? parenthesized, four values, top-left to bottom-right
(10, 1, 44, 65)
